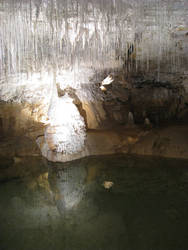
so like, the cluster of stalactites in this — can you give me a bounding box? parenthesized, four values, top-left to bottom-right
(0, 0, 187, 82)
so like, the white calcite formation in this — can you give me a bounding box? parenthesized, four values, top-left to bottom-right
(45, 93, 86, 154)
(0, 0, 188, 83)
(0, 0, 188, 162)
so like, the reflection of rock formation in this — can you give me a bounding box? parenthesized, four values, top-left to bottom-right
(49, 164, 87, 215)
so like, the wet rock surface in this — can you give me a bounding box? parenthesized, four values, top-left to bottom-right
(0, 0, 188, 162)
(131, 125, 188, 159)
(0, 73, 188, 162)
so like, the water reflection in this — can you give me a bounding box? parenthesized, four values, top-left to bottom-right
(49, 163, 87, 215)
(0, 155, 188, 250)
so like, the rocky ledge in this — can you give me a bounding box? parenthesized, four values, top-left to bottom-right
(36, 125, 188, 162)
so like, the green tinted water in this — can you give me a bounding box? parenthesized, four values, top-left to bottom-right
(0, 155, 188, 250)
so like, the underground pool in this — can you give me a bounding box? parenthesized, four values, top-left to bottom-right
(0, 154, 188, 250)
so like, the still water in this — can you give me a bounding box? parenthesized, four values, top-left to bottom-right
(0, 155, 188, 250)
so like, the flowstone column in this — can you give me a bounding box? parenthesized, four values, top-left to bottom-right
(37, 80, 87, 161)
(45, 93, 86, 155)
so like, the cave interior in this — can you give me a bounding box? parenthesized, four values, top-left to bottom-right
(0, 1, 188, 249)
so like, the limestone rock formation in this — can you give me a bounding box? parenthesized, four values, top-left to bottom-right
(0, 0, 188, 162)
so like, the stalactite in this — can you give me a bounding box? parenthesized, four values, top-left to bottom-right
(0, 0, 187, 84)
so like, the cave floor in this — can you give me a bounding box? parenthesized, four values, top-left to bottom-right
(0, 154, 188, 250)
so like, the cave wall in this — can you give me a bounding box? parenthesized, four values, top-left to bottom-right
(0, 0, 188, 160)
(0, 0, 188, 80)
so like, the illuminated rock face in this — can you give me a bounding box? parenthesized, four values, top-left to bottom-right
(0, 0, 188, 82)
(0, 0, 188, 161)
(45, 94, 86, 154)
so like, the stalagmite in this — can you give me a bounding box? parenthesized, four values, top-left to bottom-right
(127, 112, 135, 127)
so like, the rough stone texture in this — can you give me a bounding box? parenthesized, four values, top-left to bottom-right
(0, 102, 47, 137)
(36, 125, 188, 162)
(0, 0, 188, 79)
(130, 125, 188, 159)
(36, 128, 141, 162)
(0, 0, 188, 161)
